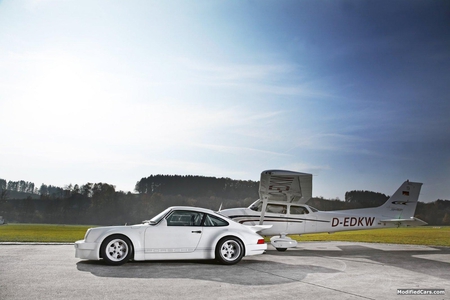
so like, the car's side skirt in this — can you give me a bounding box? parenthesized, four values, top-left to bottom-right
(142, 248, 214, 261)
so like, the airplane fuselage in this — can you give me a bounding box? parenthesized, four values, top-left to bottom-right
(220, 171, 424, 250)
(220, 200, 411, 236)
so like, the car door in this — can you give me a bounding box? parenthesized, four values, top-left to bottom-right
(144, 210, 204, 253)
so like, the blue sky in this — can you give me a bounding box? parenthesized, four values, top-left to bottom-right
(1, 0, 449, 202)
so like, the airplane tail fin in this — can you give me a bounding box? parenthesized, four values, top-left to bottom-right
(377, 181, 424, 225)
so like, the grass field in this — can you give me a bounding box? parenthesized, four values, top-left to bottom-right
(0, 224, 449, 246)
(290, 226, 450, 247)
(0, 224, 92, 243)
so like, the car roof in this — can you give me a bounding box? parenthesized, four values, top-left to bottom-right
(167, 206, 215, 214)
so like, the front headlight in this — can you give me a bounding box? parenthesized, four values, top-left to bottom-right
(84, 228, 92, 240)
(83, 227, 104, 242)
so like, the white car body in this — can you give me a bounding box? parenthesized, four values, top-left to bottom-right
(75, 206, 267, 265)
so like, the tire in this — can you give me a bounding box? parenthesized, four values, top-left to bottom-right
(276, 248, 287, 252)
(100, 235, 132, 266)
(215, 236, 244, 265)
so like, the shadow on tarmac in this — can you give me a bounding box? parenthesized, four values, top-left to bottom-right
(268, 244, 450, 281)
(76, 244, 450, 285)
(76, 258, 340, 285)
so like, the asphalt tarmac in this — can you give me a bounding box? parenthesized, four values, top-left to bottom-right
(1, 242, 448, 300)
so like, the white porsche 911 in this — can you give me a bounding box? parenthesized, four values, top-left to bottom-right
(75, 206, 267, 266)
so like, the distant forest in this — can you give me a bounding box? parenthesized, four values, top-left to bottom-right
(1, 176, 449, 226)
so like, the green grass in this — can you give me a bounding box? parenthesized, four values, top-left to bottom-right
(0, 224, 94, 243)
(287, 226, 450, 247)
(1, 224, 449, 246)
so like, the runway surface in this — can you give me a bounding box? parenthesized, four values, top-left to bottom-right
(1, 242, 448, 299)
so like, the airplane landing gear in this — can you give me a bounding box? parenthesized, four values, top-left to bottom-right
(270, 234, 297, 251)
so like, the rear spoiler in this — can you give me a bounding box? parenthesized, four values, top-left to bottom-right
(246, 224, 272, 233)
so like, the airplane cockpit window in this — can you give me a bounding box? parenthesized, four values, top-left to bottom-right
(266, 204, 287, 214)
(290, 206, 309, 215)
(308, 206, 319, 212)
(249, 200, 263, 212)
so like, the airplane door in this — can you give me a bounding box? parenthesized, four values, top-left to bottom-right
(145, 210, 203, 253)
(264, 204, 289, 234)
(287, 205, 307, 234)
(304, 214, 317, 233)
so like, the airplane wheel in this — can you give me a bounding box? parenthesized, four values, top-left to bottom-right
(276, 248, 287, 252)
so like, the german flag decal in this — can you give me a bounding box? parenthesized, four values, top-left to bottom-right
(402, 191, 410, 196)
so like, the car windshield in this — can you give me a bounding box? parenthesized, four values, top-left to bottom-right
(147, 207, 171, 225)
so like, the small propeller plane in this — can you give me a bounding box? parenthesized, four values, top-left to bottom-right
(219, 170, 426, 251)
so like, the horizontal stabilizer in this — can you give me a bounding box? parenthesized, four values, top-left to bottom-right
(246, 224, 273, 233)
(380, 217, 427, 227)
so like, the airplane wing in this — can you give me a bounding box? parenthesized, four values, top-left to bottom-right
(259, 170, 313, 204)
(258, 170, 313, 225)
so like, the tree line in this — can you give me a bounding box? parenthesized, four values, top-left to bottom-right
(135, 174, 259, 199)
(1, 179, 36, 197)
(0, 176, 259, 225)
(0, 175, 449, 226)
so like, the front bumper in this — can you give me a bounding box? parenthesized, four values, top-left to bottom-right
(74, 240, 100, 260)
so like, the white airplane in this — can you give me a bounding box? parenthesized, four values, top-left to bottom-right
(220, 170, 427, 251)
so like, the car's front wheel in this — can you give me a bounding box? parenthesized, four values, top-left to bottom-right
(215, 237, 244, 265)
(100, 235, 132, 266)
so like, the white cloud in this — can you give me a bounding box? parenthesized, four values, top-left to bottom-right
(280, 163, 331, 175)
(195, 143, 290, 158)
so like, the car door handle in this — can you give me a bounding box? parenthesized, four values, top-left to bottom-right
(191, 230, 202, 234)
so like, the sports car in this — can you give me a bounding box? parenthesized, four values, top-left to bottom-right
(75, 206, 267, 265)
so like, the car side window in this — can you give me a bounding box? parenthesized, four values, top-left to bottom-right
(266, 204, 287, 214)
(203, 214, 229, 227)
(166, 210, 204, 226)
(290, 206, 309, 215)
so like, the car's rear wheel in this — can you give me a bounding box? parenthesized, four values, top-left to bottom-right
(215, 237, 244, 265)
(276, 248, 287, 252)
(101, 235, 132, 266)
